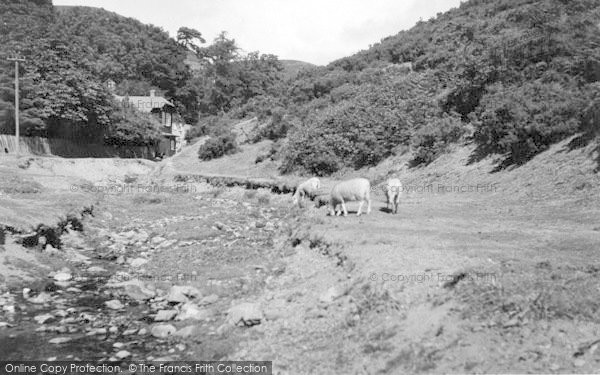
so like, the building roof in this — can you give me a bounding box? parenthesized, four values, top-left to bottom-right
(114, 94, 174, 113)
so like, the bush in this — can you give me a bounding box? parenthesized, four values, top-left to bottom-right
(411, 114, 466, 165)
(197, 129, 239, 160)
(473, 82, 587, 164)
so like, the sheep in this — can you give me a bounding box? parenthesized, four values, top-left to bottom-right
(328, 178, 371, 217)
(292, 177, 321, 207)
(385, 178, 402, 214)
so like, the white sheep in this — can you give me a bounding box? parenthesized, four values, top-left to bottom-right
(328, 178, 371, 216)
(385, 178, 402, 214)
(292, 177, 321, 207)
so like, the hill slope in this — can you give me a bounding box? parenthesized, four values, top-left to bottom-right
(273, 0, 600, 175)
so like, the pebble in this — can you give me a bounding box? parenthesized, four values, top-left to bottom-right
(34, 314, 55, 324)
(150, 324, 176, 338)
(49, 337, 72, 344)
(53, 272, 72, 282)
(155, 310, 178, 322)
(105, 300, 125, 310)
(115, 350, 131, 359)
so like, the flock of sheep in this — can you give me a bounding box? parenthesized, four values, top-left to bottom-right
(292, 177, 402, 216)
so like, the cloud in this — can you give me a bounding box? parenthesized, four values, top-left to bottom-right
(53, 0, 463, 65)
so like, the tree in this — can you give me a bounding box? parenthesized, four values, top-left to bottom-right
(176, 27, 206, 54)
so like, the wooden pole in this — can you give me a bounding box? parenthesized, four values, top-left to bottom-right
(7, 57, 25, 157)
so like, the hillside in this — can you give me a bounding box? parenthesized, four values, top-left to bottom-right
(279, 59, 317, 80)
(0, 1, 196, 145)
(258, 0, 600, 176)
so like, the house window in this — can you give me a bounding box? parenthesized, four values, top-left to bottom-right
(170, 139, 176, 151)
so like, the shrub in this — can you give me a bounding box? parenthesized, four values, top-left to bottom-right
(411, 114, 466, 165)
(197, 129, 239, 161)
(473, 82, 587, 164)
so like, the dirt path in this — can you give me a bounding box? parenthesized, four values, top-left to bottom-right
(237, 192, 600, 373)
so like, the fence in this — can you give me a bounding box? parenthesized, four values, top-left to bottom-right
(0, 135, 154, 159)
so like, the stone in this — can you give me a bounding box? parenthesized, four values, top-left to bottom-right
(154, 310, 178, 322)
(319, 286, 346, 304)
(166, 285, 201, 303)
(174, 325, 200, 338)
(29, 292, 52, 304)
(122, 282, 156, 302)
(87, 266, 107, 273)
(176, 303, 211, 321)
(105, 300, 125, 310)
(53, 272, 72, 282)
(129, 258, 149, 268)
(49, 337, 72, 344)
(574, 359, 586, 368)
(199, 294, 219, 305)
(115, 350, 131, 359)
(226, 303, 263, 327)
(150, 324, 176, 338)
(34, 314, 55, 324)
(151, 236, 166, 245)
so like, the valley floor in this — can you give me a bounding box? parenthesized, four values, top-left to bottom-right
(0, 147, 599, 374)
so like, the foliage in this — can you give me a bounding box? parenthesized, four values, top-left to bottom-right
(104, 101, 162, 146)
(197, 128, 239, 161)
(274, 0, 600, 172)
(0, 1, 198, 146)
(191, 33, 284, 115)
(472, 81, 588, 163)
(410, 114, 466, 166)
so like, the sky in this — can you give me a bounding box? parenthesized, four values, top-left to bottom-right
(53, 0, 463, 66)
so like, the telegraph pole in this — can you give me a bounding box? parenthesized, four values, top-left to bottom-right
(7, 57, 26, 157)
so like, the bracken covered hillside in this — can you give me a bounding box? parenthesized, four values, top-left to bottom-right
(248, 0, 600, 176)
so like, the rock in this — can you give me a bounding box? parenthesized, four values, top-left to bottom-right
(34, 314, 55, 324)
(113, 342, 124, 349)
(122, 282, 156, 302)
(226, 303, 263, 327)
(22, 288, 31, 299)
(115, 350, 131, 359)
(129, 258, 148, 268)
(53, 272, 72, 282)
(154, 310, 178, 322)
(116, 256, 126, 265)
(87, 266, 107, 273)
(319, 286, 346, 304)
(176, 303, 211, 321)
(174, 325, 200, 338)
(574, 359, 586, 368)
(150, 324, 176, 338)
(123, 328, 138, 336)
(151, 236, 166, 245)
(199, 294, 219, 305)
(166, 285, 201, 303)
(105, 300, 125, 310)
(138, 328, 148, 336)
(44, 244, 61, 255)
(0, 322, 11, 329)
(109, 326, 119, 334)
(49, 337, 72, 344)
(264, 309, 288, 321)
(29, 292, 53, 304)
(550, 364, 560, 371)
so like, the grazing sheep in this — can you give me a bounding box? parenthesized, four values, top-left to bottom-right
(385, 178, 402, 214)
(292, 177, 321, 207)
(328, 178, 371, 217)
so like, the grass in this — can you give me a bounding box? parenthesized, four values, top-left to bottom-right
(0, 175, 43, 194)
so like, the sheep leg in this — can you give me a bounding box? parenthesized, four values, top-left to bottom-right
(341, 199, 348, 216)
(357, 200, 364, 216)
(366, 196, 372, 214)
